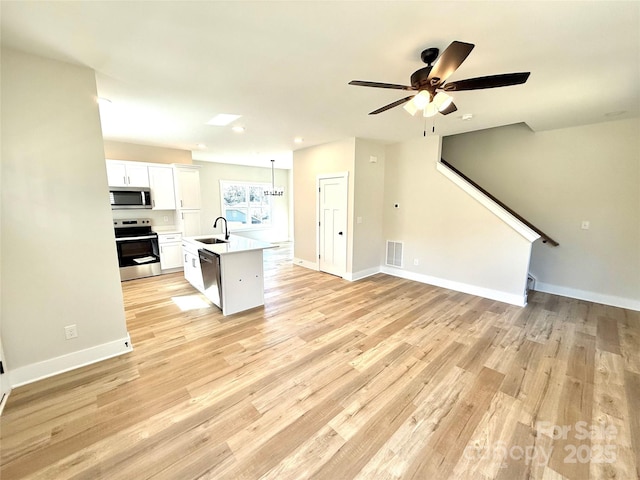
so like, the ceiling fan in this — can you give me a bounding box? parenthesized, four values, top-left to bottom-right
(349, 41, 530, 117)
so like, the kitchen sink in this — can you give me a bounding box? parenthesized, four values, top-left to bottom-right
(198, 237, 229, 244)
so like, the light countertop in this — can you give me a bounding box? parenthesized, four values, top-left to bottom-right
(152, 226, 182, 234)
(182, 234, 273, 256)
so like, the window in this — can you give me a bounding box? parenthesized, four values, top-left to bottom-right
(220, 181, 272, 229)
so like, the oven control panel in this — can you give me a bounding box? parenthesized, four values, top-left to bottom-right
(114, 218, 152, 228)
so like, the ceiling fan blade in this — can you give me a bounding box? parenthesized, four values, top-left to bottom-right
(427, 41, 475, 85)
(443, 72, 530, 91)
(439, 102, 458, 115)
(369, 95, 415, 115)
(349, 80, 415, 91)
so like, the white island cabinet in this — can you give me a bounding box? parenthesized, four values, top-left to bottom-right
(182, 234, 272, 316)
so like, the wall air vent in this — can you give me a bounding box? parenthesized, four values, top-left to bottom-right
(386, 241, 403, 268)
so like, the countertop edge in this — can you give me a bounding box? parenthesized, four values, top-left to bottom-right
(182, 234, 274, 256)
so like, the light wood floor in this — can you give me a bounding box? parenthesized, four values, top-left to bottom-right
(2, 244, 639, 479)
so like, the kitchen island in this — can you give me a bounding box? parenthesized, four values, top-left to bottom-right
(182, 234, 273, 316)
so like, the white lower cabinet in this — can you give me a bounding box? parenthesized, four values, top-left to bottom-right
(182, 241, 204, 292)
(158, 233, 183, 270)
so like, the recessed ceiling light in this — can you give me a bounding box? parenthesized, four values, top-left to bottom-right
(294, 137, 303, 144)
(206, 114, 242, 126)
(232, 125, 245, 133)
(461, 113, 473, 121)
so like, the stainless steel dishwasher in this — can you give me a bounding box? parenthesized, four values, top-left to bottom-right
(198, 249, 222, 309)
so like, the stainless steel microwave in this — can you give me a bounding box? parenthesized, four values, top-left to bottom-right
(109, 187, 152, 209)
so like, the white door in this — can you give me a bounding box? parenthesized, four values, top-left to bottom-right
(318, 175, 348, 277)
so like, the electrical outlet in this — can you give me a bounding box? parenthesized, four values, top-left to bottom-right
(64, 324, 78, 340)
(581, 220, 590, 230)
(163, 215, 169, 223)
(413, 259, 419, 266)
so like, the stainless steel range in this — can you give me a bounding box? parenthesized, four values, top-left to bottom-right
(113, 218, 161, 281)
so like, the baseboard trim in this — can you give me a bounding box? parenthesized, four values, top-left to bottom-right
(535, 282, 640, 311)
(10, 334, 133, 388)
(292, 257, 319, 271)
(381, 266, 527, 306)
(344, 267, 381, 282)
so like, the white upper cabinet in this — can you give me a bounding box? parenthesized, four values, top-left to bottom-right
(106, 160, 149, 187)
(148, 165, 176, 210)
(174, 166, 201, 210)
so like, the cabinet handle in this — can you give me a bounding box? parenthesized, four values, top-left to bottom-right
(160, 246, 164, 254)
(192, 258, 196, 268)
(184, 254, 187, 262)
(181, 213, 184, 220)
(180, 199, 183, 207)
(123, 176, 127, 184)
(127, 176, 131, 185)
(152, 200, 156, 207)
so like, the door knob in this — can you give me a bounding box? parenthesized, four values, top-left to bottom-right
(338, 231, 343, 235)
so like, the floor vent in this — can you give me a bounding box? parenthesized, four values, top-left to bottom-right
(386, 241, 403, 268)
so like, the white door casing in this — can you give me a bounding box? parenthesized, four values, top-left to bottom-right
(0, 336, 10, 413)
(318, 174, 348, 277)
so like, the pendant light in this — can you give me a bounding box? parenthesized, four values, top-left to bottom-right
(264, 159, 284, 196)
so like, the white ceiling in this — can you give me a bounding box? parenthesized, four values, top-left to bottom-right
(2, 1, 638, 169)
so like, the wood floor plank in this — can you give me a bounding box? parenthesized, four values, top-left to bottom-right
(451, 391, 529, 479)
(625, 369, 640, 479)
(1, 243, 638, 480)
(403, 367, 505, 479)
(597, 315, 622, 355)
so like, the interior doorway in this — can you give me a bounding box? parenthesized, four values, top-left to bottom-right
(318, 173, 348, 277)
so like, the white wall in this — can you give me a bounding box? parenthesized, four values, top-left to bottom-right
(293, 138, 356, 269)
(442, 119, 640, 310)
(351, 139, 386, 279)
(292, 135, 532, 304)
(1, 49, 130, 386)
(383, 135, 533, 305)
(195, 160, 290, 242)
(104, 140, 192, 165)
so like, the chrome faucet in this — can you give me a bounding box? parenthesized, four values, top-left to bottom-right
(213, 216, 229, 240)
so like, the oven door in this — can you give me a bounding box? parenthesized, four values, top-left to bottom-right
(115, 233, 161, 281)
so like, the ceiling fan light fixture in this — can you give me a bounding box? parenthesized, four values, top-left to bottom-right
(434, 92, 453, 112)
(413, 90, 431, 110)
(423, 102, 438, 118)
(403, 101, 419, 116)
